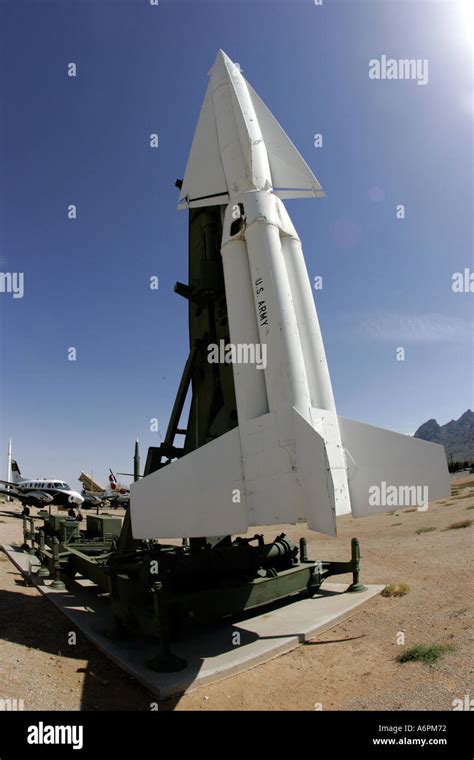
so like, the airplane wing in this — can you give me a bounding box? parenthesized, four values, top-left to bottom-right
(25, 491, 54, 505)
(82, 494, 105, 507)
(0, 487, 53, 507)
(0, 485, 19, 497)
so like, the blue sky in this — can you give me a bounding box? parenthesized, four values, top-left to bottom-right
(0, 0, 472, 488)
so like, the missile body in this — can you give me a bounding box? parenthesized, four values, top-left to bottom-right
(6, 439, 12, 502)
(130, 51, 450, 539)
(134, 439, 140, 482)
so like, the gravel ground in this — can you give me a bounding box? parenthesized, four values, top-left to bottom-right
(0, 477, 472, 711)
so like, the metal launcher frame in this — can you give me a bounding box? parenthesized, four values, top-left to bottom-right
(24, 205, 366, 672)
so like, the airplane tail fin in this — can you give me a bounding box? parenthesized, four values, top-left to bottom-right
(11, 460, 22, 484)
(108, 470, 117, 491)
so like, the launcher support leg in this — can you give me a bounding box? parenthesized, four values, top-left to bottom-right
(50, 537, 66, 590)
(37, 530, 50, 578)
(347, 538, 367, 593)
(148, 582, 187, 673)
(299, 537, 309, 562)
(22, 516, 30, 551)
(28, 518, 36, 555)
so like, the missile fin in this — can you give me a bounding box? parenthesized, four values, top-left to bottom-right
(338, 417, 451, 516)
(292, 409, 337, 535)
(130, 410, 338, 539)
(130, 427, 246, 538)
(246, 82, 326, 199)
(237, 410, 336, 533)
(178, 81, 229, 210)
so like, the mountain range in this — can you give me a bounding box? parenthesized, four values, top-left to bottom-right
(414, 409, 474, 462)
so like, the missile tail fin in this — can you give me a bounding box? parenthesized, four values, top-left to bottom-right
(130, 410, 338, 539)
(339, 417, 450, 517)
(130, 428, 246, 538)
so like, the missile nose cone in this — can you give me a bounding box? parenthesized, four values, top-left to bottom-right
(215, 49, 231, 65)
(180, 52, 324, 210)
(211, 49, 240, 78)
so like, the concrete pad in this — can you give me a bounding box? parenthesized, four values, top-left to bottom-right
(2, 544, 384, 699)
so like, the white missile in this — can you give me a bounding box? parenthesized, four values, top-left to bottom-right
(130, 51, 450, 539)
(6, 439, 12, 503)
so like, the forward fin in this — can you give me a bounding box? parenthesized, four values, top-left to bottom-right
(178, 74, 325, 209)
(178, 81, 229, 210)
(246, 82, 325, 199)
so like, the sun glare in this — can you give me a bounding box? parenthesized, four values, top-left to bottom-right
(459, 0, 474, 46)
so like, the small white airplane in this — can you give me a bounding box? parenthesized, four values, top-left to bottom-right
(0, 459, 84, 516)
